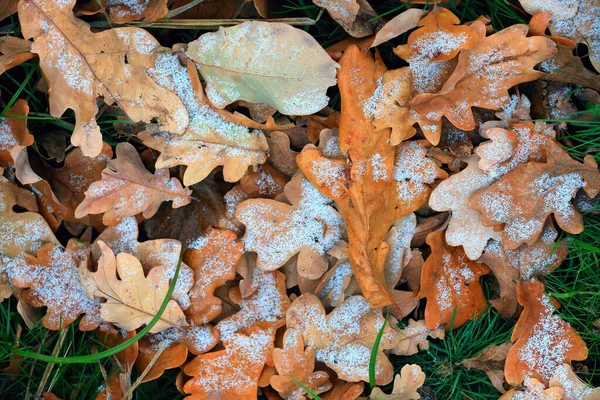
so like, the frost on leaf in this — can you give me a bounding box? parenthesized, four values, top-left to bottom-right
(312, 243, 355, 309)
(470, 140, 600, 249)
(7, 241, 101, 330)
(481, 221, 567, 319)
(549, 364, 600, 400)
(183, 228, 243, 325)
(369, 364, 425, 400)
(389, 318, 445, 356)
(406, 20, 556, 145)
(313, 0, 377, 38)
(187, 21, 339, 115)
(75, 142, 192, 226)
(270, 328, 332, 400)
(18, 0, 187, 157)
(80, 241, 188, 333)
(418, 230, 490, 330)
(182, 327, 275, 399)
(99, 0, 168, 24)
(505, 280, 588, 386)
(429, 155, 501, 260)
(286, 293, 399, 385)
(0, 100, 33, 167)
(500, 377, 565, 400)
(140, 53, 269, 185)
(236, 175, 344, 279)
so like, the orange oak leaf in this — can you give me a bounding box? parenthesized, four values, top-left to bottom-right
(136, 337, 188, 382)
(75, 142, 192, 226)
(369, 364, 426, 400)
(418, 230, 490, 330)
(139, 54, 268, 185)
(500, 377, 565, 400)
(504, 280, 588, 385)
(312, 242, 354, 309)
(266, 131, 299, 178)
(286, 293, 399, 385)
(80, 241, 188, 333)
(0, 0, 17, 21)
(239, 164, 288, 200)
(96, 328, 139, 400)
(405, 20, 556, 145)
(321, 379, 364, 400)
(183, 228, 244, 325)
(18, 0, 186, 156)
(270, 328, 332, 400)
(389, 318, 445, 356)
(236, 174, 344, 280)
(470, 140, 600, 249)
(481, 221, 567, 319)
(7, 241, 101, 330)
(0, 37, 34, 76)
(297, 46, 432, 309)
(549, 364, 600, 400)
(182, 327, 275, 400)
(0, 100, 33, 167)
(100, 0, 167, 23)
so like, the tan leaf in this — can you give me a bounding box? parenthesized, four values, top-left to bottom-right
(0, 0, 18, 21)
(321, 379, 364, 400)
(187, 21, 339, 114)
(80, 241, 188, 333)
(0, 36, 34, 76)
(139, 53, 268, 185)
(236, 175, 344, 279)
(313, 0, 377, 38)
(270, 329, 332, 400)
(461, 341, 512, 394)
(75, 142, 192, 226)
(240, 164, 288, 199)
(500, 377, 565, 400)
(429, 155, 502, 260)
(370, 9, 428, 48)
(266, 131, 299, 178)
(18, 0, 186, 156)
(550, 364, 600, 400)
(0, 100, 33, 168)
(389, 318, 445, 356)
(369, 364, 425, 400)
(313, 245, 354, 308)
(540, 44, 600, 91)
(101, 0, 168, 23)
(287, 293, 399, 385)
(470, 140, 600, 249)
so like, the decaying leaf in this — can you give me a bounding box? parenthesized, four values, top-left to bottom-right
(18, 0, 186, 156)
(80, 242, 188, 333)
(461, 341, 512, 394)
(313, 0, 377, 38)
(369, 364, 425, 400)
(287, 293, 399, 385)
(187, 21, 339, 115)
(389, 318, 445, 356)
(549, 364, 600, 400)
(0, 100, 33, 167)
(418, 230, 490, 330)
(500, 377, 565, 400)
(75, 142, 192, 226)
(471, 140, 600, 249)
(100, 0, 168, 23)
(0, 0, 18, 21)
(270, 328, 332, 400)
(0, 37, 34, 76)
(136, 337, 188, 382)
(505, 280, 588, 385)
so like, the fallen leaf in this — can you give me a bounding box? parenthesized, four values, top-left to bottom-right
(470, 140, 600, 249)
(418, 230, 490, 330)
(370, 9, 427, 48)
(266, 131, 299, 178)
(100, 0, 168, 23)
(321, 379, 364, 400)
(286, 293, 399, 385)
(18, 0, 187, 156)
(369, 364, 425, 400)
(549, 364, 600, 400)
(500, 377, 565, 400)
(540, 44, 600, 92)
(136, 337, 188, 382)
(461, 341, 512, 394)
(75, 142, 192, 226)
(81, 241, 188, 333)
(0, 99, 33, 167)
(0, 0, 17, 21)
(389, 318, 445, 356)
(314, 0, 377, 38)
(0, 36, 34, 76)
(187, 21, 339, 115)
(505, 280, 588, 385)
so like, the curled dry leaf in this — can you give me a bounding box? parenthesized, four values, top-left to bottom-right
(389, 318, 445, 356)
(75, 142, 192, 226)
(287, 293, 399, 385)
(18, 0, 186, 156)
(500, 377, 565, 400)
(184, 228, 243, 325)
(369, 364, 425, 400)
(0, 99, 33, 167)
(140, 53, 268, 185)
(471, 140, 600, 249)
(99, 0, 168, 23)
(80, 242, 188, 334)
(313, 0, 377, 38)
(418, 230, 490, 330)
(266, 131, 299, 178)
(461, 341, 512, 394)
(187, 21, 339, 115)
(540, 44, 600, 92)
(0, 36, 34, 76)
(370, 9, 428, 48)
(429, 154, 501, 260)
(549, 364, 600, 400)
(183, 327, 275, 400)
(236, 175, 344, 279)
(270, 328, 332, 400)
(505, 280, 588, 385)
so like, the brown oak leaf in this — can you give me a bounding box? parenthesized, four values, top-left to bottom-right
(389, 318, 445, 356)
(313, 0, 377, 38)
(18, 0, 186, 156)
(369, 364, 425, 400)
(0, 37, 34, 76)
(418, 230, 490, 330)
(100, 0, 167, 23)
(504, 280, 588, 385)
(461, 341, 512, 394)
(75, 142, 192, 226)
(500, 377, 565, 400)
(136, 337, 188, 382)
(549, 364, 600, 400)
(470, 140, 600, 249)
(0, 100, 33, 167)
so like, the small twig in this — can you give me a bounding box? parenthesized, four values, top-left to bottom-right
(165, 0, 206, 19)
(121, 342, 168, 400)
(35, 328, 68, 398)
(88, 17, 316, 30)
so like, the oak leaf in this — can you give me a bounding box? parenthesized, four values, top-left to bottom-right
(549, 364, 600, 400)
(136, 337, 188, 382)
(266, 131, 299, 178)
(540, 44, 600, 92)
(460, 341, 512, 394)
(504, 280, 588, 385)
(270, 328, 332, 400)
(187, 21, 339, 115)
(0, 99, 33, 167)
(321, 379, 364, 400)
(286, 293, 399, 385)
(429, 155, 502, 260)
(18, 0, 187, 156)
(0, 0, 17, 21)
(75, 142, 192, 226)
(99, 0, 168, 23)
(500, 377, 565, 400)
(313, 0, 377, 38)
(418, 230, 490, 330)
(236, 174, 344, 279)
(80, 241, 188, 334)
(369, 364, 425, 400)
(389, 318, 445, 356)
(96, 328, 138, 400)
(182, 327, 275, 400)
(140, 53, 268, 185)
(470, 140, 600, 249)
(0, 37, 34, 76)
(312, 243, 354, 308)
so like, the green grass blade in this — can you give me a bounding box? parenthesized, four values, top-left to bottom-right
(287, 375, 322, 400)
(369, 317, 388, 390)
